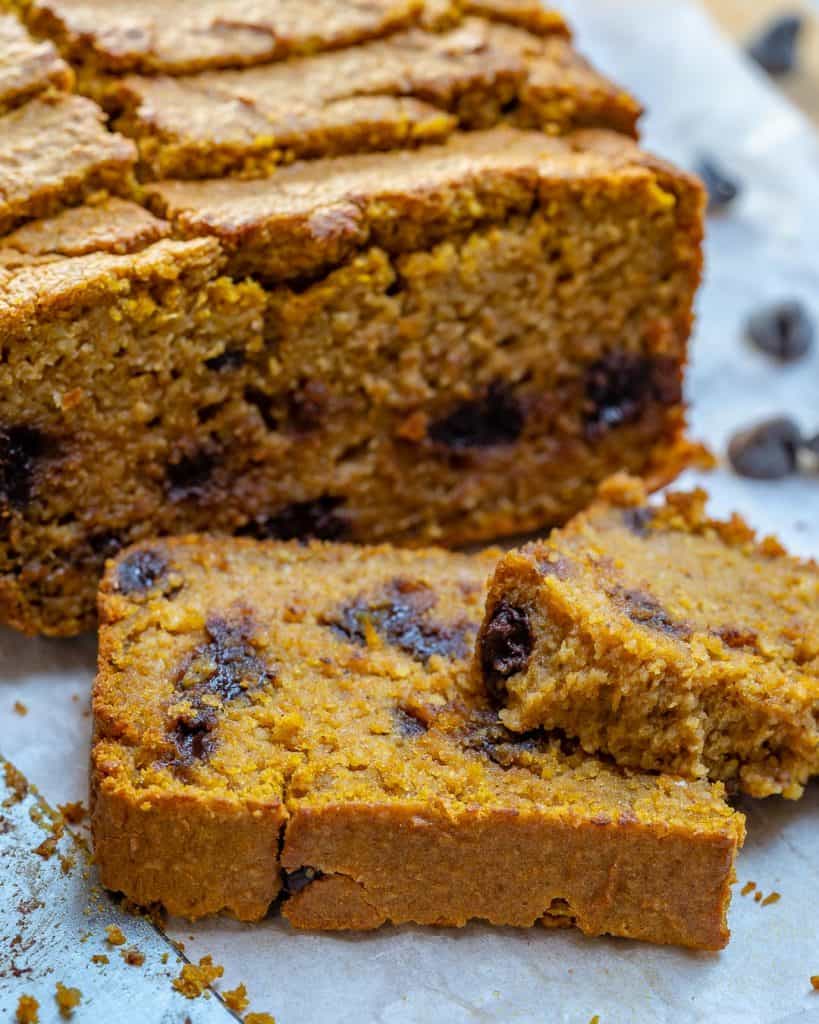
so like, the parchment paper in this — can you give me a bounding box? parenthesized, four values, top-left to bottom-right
(1, 2, 818, 1021)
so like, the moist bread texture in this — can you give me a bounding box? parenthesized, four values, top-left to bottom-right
(1, 130, 701, 636)
(92, 537, 744, 948)
(476, 476, 819, 799)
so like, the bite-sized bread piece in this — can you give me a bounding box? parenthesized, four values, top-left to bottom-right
(93, 538, 744, 948)
(15, 0, 566, 79)
(476, 477, 819, 799)
(0, 91, 136, 234)
(0, 12, 72, 113)
(104, 20, 639, 180)
(1, 130, 701, 637)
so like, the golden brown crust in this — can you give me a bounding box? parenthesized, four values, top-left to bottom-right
(104, 21, 638, 181)
(0, 92, 136, 235)
(477, 483, 819, 799)
(91, 538, 744, 947)
(0, 11, 72, 113)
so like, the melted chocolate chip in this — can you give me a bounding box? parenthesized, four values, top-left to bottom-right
(696, 156, 742, 212)
(459, 710, 542, 768)
(622, 506, 655, 537)
(240, 496, 348, 542)
(0, 425, 48, 508)
(329, 580, 471, 664)
(584, 354, 681, 438)
(748, 15, 803, 75)
(715, 626, 759, 651)
(116, 548, 168, 596)
(166, 449, 216, 501)
(283, 867, 324, 895)
(746, 301, 814, 362)
(728, 417, 802, 480)
(204, 348, 246, 372)
(176, 616, 274, 705)
(393, 706, 428, 739)
(611, 586, 692, 641)
(428, 383, 524, 450)
(479, 600, 533, 703)
(170, 709, 218, 765)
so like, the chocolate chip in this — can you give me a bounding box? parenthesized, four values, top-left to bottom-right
(204, 348, 245, 372)
(0, 425, 48, 508)
(166, 449, 216, 501)
(176, 616, 274, 705)
(748, 15, 803, 75)
(622, 507, 655, 537)
(393, 706, 428, 738)
(428, 383, 524, 449)
(611, 586, 692, 641)
(584, 353, 681, 438)
(695, 156, 741, 212)
(459, 710, 542, 768)
(89, 531, 124, 559)
(116, 548, 168, 596)
(479, 600, 533, 703)
(329, 580, 471, 664)
(746, 301, 814, 362)
(728, 417, 802, 480)
(283, 867, 323, 895)
(170, 710, 217, 765)
(240, 496, 348, 542)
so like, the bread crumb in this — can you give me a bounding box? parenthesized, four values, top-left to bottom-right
(245, 1014, 276, 1024)
(58, 801, 86, 824)
(91, 954, 109, 965)
(13, 701, 27, 716)
(223, 983, 249, 1012)
(754, 891, 762, 903)
(15, 995, 39, 1023)
(740, 881, 756, 896)
(161, 952, 169, 965)
(33, 835, 59, 859)
(589, 1017, 601, 1024)
(55, 982, 81, 1018)
(761, 891, 780, 907)
(172, 955, 224, 998)
(105, 924, 126, 946)
(811, 975, 819, 991)
(121, 947, 145, 966)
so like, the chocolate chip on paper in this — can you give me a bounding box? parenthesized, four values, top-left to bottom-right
(747, 15, 804, 76)
(746, 300, 815, 362)
(727, 416, 803, 480)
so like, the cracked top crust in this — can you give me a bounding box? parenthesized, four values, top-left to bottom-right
(0, 12, 72, 113)
(0, 92, 136, 236)
(19, 0, 566, 76)
(145, 127, 700, 283)
(106, 19, 639, 180)
(93, 538, 742, 833)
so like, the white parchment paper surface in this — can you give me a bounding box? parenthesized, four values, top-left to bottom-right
(1, 2, 818, 1021)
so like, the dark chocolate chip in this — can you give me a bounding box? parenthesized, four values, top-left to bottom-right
(89, 531, 125, 560)
(116, 548, 168, 596)
(393, 706, 428, 739)
(622, 507, 655, 537)
(283, 867, 323, 895)
(240, 496, 349, 542)
(176, 616, 275, 705)
(727, 417, 802, 480)
(166, 449, 216, 501)
(746, 300, 814, 362)
(611, 586, 692, 641)
(329, 580, 471, 664)
(748, 15, 803, 75)
(204, 348, 245, 372)
(288, 380, 329, 433)
(479, 600, 533, 703)
(428, 383, 524, 450)
(584, 354, 681, 438)
(0, 425, 48, 509)
(695, 156, 742, 212)
(459, 710, 543, 769)
(170, 709, 218, 765)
